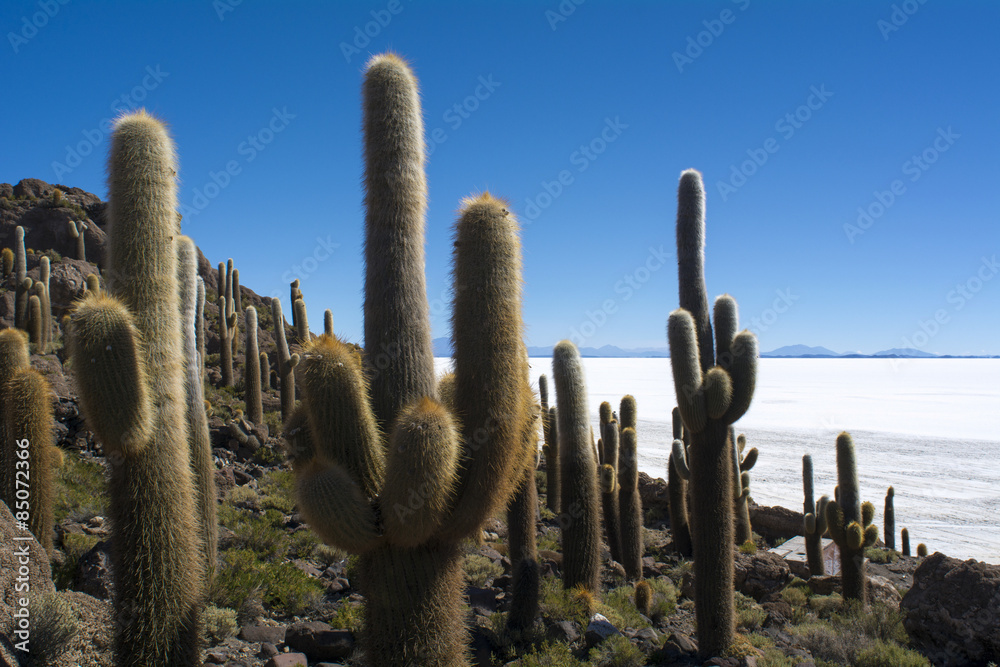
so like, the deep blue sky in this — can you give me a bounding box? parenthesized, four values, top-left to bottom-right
(3, 0, 998, 354)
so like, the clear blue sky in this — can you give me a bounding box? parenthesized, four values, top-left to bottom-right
(3, 0, 998, 355)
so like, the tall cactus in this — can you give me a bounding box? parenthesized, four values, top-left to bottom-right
(553, 340, 600, 592)
(667, 169, 757, 658)
(28, 292, 43, 349)
(232, 268, 241, 315)
(598, 401, 612, 465)
(824, 432, 878, 604)
(539, 374, 560, 514)
(14, 226, 28, 331)
(600, 420, 622, 565)
(507, 372, 541, 633)
(67, 219, 87, 260)
(884, 486, 895, 551)
(294, 298, 310, 343)
(290, 53, 530, 667)
(289, 279, 302, 330)
(802, 454, 829, 577)
(39, 256, 52, 352)
(618, 426, 644, 580)
(178, 236, 217, 583)
(732, 432, 757, 544)
(0, 329, 31, 533)
(271, 298, 298, 421)
(69, 110, 202, 666)
(244, 306, 263, 425)
(218, 296, 236, 387)
(668, 407, 693, 557)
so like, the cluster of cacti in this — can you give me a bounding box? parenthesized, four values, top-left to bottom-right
(288, 54, 533, 665)
(270, 298, 299, 421)
(668, 407, 693, 557)
(0, 328, 56, 554)
(884, 486, 895, 551)
(553, 341, 601, 592)
(539, 374, 560, 514)
(667, 169, 758, 659)
(824, 432, 878, 604)
(69, 110, 204, 665)
(732, 431, 757, 544)
(598, 402, 622, 564)
(67, 219, 87, 260)
(243, 306, 263, 424)
(802, 454, 830, 577)
(593, 396, 642, 579)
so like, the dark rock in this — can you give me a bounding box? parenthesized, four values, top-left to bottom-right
(664, 631, 698, 655)
(265, 654, 309, 667)
(258, 643, 279, 658)
(233, 469, 254, 486)
(0, 502, 55, 634)
(638, 472, 670, 522)
(805, 575, 838, 596)
(238, 624, 287, 644)
(734, 550, 792, 600)
(285, 621, 355, 661)
(634, 627, 659, 643)
(214, 467, 236, 500)
(547, 620, 580, 643)
(749, 504, 804, 541)
(585, 613, 621, 648)
(466, 586, 499, 615)
(901, 552, 1000, 666)
(76, 540, 114, 600)
(326, 577, 350, 593)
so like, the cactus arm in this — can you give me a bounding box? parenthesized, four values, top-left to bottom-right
(676, 169, 714, 371)
(721, 331, 758, 424)
(671, 439, 691, 480)
(668, 309, 707, 434)
(295, 458, 383, 553)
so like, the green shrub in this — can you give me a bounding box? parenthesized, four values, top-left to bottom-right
(222, 508, 288, 559)
(865, 547, 899, 564)
(506, 641, 587, 667)
(739, 539, 757, 554)
(53, 452, 106, 523)
(211, 549, 324, 616)
(855, 640, 930, 667)
(464, 554, 504, 587)
(202, 605, 238, 644)
(329, 600, 364, 634)
(53, 532, 100, 589)
(781, 585, 809, 607)
(735, 592, 767, 631)
(259, 470, 296, 513)
(26, 592, 79, 666)
(590, 634, 645, 667)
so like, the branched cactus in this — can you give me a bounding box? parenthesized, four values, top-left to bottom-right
(667, 169, 757, 658)
(539, 374, 560, 514)
(600, 421, 622, 565)
(67, 219, 87, 260)
(618, 426, 644, 580)
(69, 110, 203, 666)
(802, 454, 829, 577)
(733, 431, 757, 544)
(668, 407, 693, 557)
(824, 432, 878, 604)
(271, 298, 298, 421)
(553, 340, 600, 592)
(289, 52, 530, 667)
(244, 306, 263, 425)
(884, 486, 895, 551)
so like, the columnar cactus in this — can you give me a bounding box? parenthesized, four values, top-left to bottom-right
(1, 247, 12, 277)
(178, 236, 218, 583)
(225, 258, 234, 318)
(733, 432, 757, 544)
(539, 374, 560, 514)
(324, 308, 334, 336)
(901, 527, 910, 556)
(802, 454, 829, 577)
(219, 296, 236, 387)
(39, 256, 52, 352)
(668, 407, 693, 557)
(14, 226, 28, 331)
(507, 377, 541, 633)
(916, 542, 927, 557)
(289, 279, 302, 330)
(28, 292, 43, 349)
(270, 298, 298, 421)
(216, 262, 226, 305)
(294, 298, 310, 342)
(260, 352, 271, 390)
(244, 307, 263, 425)
(667, 169, 758, 658)
(598, 401, 612, 465)
(824, 432, 878, 604)
(67, 219, 87, 260)
(69, 110, 202, 666)
(619, 395, 636, 431)
(195, 277, 206, 372)
(232, 268, 241, 315)
(2, 367, 56, 554)
(290, 53, 530, 667)
(600, 421, 622, 565)
(553, 340, 600, 592)
(0, 329, 31, 528)
(884, 486, 895, 551)
(619, 426, 644, 580)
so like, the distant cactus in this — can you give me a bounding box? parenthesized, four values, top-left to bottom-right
(667, 169, 757, 658)
(260, 352, 271, 390)
(289, 279, 302, 330)
(634, 580, 652, 616)
(824, 432, 878, 604)
(216, 262, 226, 305)
(668, 407, 693, 557)
(598, 401, 613, 465)
(39, 256, 52, 351)
(324, 309, 333, 336)
(28, 293, 43, 349)
(553, 340, 600, 592)
(232, 268, 241, 315)
(884, 486, 895, 551)
(0, 329, 31, 533)
(67, 219, 87, 260)
(802, 454, 829, 577)
(539, 374, 560, 514)
(916, 542, 927, 557)
(294, 298, 310, 342)
(270, 299, 297, 421)
(69, 110, 202, 665)
(507, 376, 541, 633)
(733, 432, 758, 544)
(1, 247, 12, 277)
(2, 368, 56, 554)
(619, 426, 644, 580)
(14, 226, 28, 330)
(243, 307, 263, 425)
(600, 422, 622, 565)
(218, 296, 236, 387)
(85, 273, 101, 293)
(225, 259, 234, 318)
(901, 527, 911, 556)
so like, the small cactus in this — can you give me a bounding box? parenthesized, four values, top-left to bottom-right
(732, 432, 757, 544)
(85, 273, 100, 294)
(902, 527, 911, 556)
(634, 580, 652, 616)
(1, 247, 13, 277)
(884, 486, 895, 551)
(67, 219, 87, 260)
(916, 543, 927, 557)
(324, 308, 333, 336)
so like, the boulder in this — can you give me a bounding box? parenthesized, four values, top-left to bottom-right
(585, 613, 620, 648)
(285, 621, 355, 661)
(901, 552, 1000, 666)
(748, 504, 804, 541)
(734, 550, 791, 601)
(75, 540, 114, 600)
(638, 472, 669, 521)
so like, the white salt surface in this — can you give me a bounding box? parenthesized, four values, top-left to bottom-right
(434, 357, 1000, 564)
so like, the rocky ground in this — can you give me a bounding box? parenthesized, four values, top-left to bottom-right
(2, 179, 998, 667)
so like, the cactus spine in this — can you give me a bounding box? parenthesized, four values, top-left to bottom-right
(600, 421, 622, 565)
(69, 110, 202, 665)
(824, 432, 878, 604)
(667, 169, 758, 658)
(178, 237, 217, 583)
(539, 374, 560, 514)
(67, 219, 87, 260)
(733, 432, 757, 544)
(291, 54, 530, 667)
(902, 527, 910, 556)
(553, 340, 600, 592)
(619, 426, 644, 580)
(668, 407, 693, 557)
(802, 454, 829, 577)
(244, 306, 263, 425)
(271, 298, 298, 421)
(884, 486, 895, 551)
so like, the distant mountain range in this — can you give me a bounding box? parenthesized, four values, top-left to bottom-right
(432, 338, 997, 359)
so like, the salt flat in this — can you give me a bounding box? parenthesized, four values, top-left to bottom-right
(435, 357, 1000, 563)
